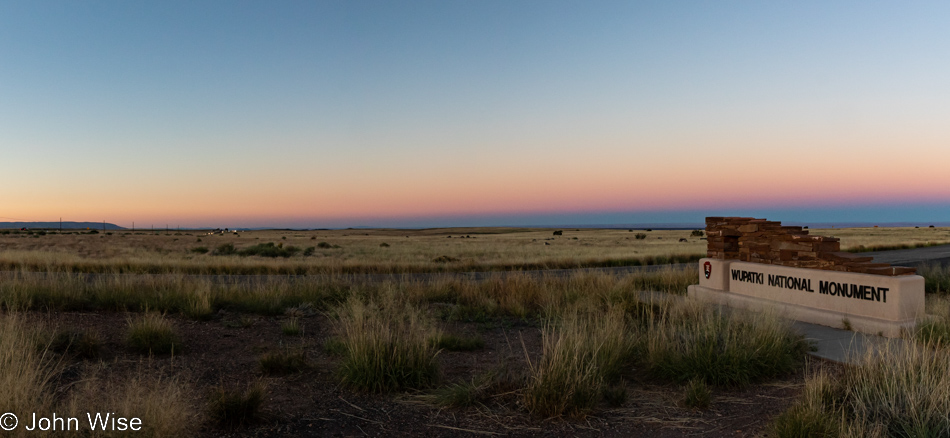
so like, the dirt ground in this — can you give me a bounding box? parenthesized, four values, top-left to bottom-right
(32, 309, 835, 437)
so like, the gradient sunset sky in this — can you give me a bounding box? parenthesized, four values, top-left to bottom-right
(2, 1, 949, 228)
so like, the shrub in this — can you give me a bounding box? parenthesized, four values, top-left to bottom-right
(238, 242, 300, 258)
(208, 381, 266, 428)
(635, 233, 647, 240)
(553, 230, 563, 236)
(335, 293, 441, 392)
(127, 312, 182, 355)
(691, 230, 704, 237)
(317, 242, 332, 249)
(213, 243, 237, 255)
(380, 242, 390, 247)
(302, 246, 315, 256)
(190, 246, 209, 254)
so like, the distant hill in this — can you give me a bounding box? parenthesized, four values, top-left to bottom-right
(0, 222, 125, 230)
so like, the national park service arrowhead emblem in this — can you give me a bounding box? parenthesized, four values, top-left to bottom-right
(703, 261, 712, 279)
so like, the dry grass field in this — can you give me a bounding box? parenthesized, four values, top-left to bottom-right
(1, 226, 950, 437)
(1, 226, 948, 275)
(0, 227, 707, 274)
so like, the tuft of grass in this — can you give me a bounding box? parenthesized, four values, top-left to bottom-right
(80, 373, 198, 437)
(523, 307, 631, 418)
(432, 333, 485, 351)
(682, 379, 711, 409)
(183, 285, 214, 320)
(602, 384, 627, 407)
(770, 371, 839, 438)
(48, 328, 100, 359)
(916, 295, 950, 347)
(772, 342, 950, 438)
(430, 365, 524, 408)
(259, 350, 308, 375)
(335, 292, 441, 392)
(207, 381, 266, 428)
(432, 380, 483, 408)
(0, 315, 58, 419)
(323, 337, 347, 356)
(920, 263, 950, 294)
(633, 300, 809, 386)
(281, 317, 302, 336)
(126, 312, 182, 355)
(841, 318, 853, 331)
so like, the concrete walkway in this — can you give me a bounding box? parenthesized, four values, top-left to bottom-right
(791, 320, 905, 364)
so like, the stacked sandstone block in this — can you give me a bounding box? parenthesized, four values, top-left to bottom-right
(705, 217, 916, 276)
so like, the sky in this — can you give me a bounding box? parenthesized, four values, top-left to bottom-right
(2, 1, 949, 228)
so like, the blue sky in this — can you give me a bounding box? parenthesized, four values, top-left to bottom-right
(2, 1, 949, 228)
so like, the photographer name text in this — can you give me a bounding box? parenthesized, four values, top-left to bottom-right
(0, 412, 141, 432)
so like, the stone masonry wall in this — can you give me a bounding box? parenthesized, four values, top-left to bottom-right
(705, 217, 916, 276)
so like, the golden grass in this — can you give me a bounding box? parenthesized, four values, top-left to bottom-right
(2, 226, 946, 275)
(65, 369, 199, 437)
(0, 228, 706, 274)
(335, 290, 442, 392)
(523, 307, 631, 418)
(773, 341, 950, 437)
(0, 315, 57, 437)
(0, 314, 197, 437)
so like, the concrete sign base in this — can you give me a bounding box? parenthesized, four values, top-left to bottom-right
(687, 258, 924, 338)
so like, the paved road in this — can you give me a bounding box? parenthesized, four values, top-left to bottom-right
(863, 243, 950, 268)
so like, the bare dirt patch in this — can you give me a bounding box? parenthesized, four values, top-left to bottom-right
(25, 308, 829, 437)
